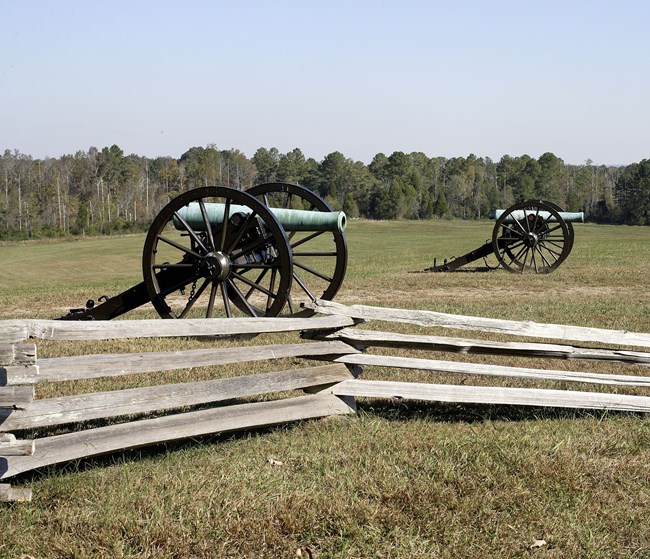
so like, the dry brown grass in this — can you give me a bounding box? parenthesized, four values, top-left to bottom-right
(1, 220, 650, 558)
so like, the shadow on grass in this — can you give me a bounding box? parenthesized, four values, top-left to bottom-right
(2, 399, 644, 488)
(411, 266, 499, 274)
(355, 398, 621, 423)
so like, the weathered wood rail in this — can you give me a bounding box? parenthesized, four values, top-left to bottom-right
(1, 342, 38, 502)
(0, 315, 360, 501)
(304, 299, 650, 348)
(2, 302, 650, 502)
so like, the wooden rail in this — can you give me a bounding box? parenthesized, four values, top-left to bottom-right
(0, 316, 360, 501)
(0, 341, 37, 502)
(0, 315, 357, 343)
(2, 363, 353, 430)
(2, 304, 650, 502)
(308, 327, 650, 366)
(5, 340, 356, 385)
(304, 300, 650, 348)
(302, 299, 650, 411)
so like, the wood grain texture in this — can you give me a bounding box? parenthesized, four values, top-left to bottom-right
(333, 353, 650, 387)
(0, 315, 357, 341)
(305, 299, 650, 348)
(0, 386, 34, 407)
(0, 324, 30, 344)
(0, 434, 34, 456)
(1, 394, 354, 480)
(0, 483, 32, 502)
(327, 379, 650, 412)
(1, 365, 40, 386)
(0, 343, 36, 365)
(312, 327, 650, 365)
(2, 363, 354, 430)
(33, 340, 357, 383)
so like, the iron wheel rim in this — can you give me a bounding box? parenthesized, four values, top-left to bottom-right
(247, 182, 348, 317)
(142, 186, 293, 318)
(492, 200, 572, 274)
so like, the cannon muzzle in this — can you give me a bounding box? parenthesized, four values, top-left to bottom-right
(175, 203, 347, 233)
(492, 209, 584, 223)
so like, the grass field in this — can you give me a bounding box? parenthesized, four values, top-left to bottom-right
(1, 219, 650, 558)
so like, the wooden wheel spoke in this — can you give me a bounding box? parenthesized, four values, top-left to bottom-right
(226, 210, 259, 254)
(198, 198, 216, 252)
(221, 282, 233, 318)
(231, 270, 278, 299)
(508, 244, 528, 267)
(153, 263, 196, 270)
(539, 235, 567, 242)
(173, 211, 209, 254)
(511, 218, 528, 236)
(292, 271, 318, 302)
(534, 245, 554, 268)
(523, 211, 533, 234)
(179, 278, 211, 318)
(158, 273, 203, 298)
(219, 198, 231, 251)
(234, 262, 281, 270)
(545, 222, 563, 233)
(531, 247, 539, 273)
(538, 240, 565, 256)
(230, 232, 272, 261)
(502, 239, 526, 258)
(268, 268, 278, 312)
(519, 247, 531, 271)
(157, 235, 202, 259)
(243, 268, 270, 299)
(227, 278, 259, 317)
(293, 259, 333, 282)
(206, 281, 218, 318)
(290, 230, 325, 249)
(500, 223, 525, 238)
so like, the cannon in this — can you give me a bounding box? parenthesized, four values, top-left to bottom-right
(60, 183, 348, 320)
(425, 200, 583, 274)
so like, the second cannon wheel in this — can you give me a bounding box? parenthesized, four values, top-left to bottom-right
(492, 200, 572, 274)
(247, 182, 348, 316)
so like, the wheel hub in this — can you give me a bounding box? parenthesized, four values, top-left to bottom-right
(523, 232, 538, 248)
(203, 251, 230, 281)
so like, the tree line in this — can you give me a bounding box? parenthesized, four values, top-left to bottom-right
(1, 144, 648, 239)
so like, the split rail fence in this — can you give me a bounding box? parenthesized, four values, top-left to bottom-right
(3, 300, 650, 502)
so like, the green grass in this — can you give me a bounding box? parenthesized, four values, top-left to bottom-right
(1, 220, 650, 558)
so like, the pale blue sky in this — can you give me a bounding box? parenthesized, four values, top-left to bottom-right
(2, 0, 648, 165)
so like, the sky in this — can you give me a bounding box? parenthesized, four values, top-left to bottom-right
(2, 0, 649, 166)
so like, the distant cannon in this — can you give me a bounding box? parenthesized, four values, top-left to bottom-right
(426, 200, 583, 274)
(60, 183, 348, 320)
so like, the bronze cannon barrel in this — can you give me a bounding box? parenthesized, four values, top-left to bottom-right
(174, 203, 347, 233)
(492, 209, 584, 223)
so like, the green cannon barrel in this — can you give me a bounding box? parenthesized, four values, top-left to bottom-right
(174, 203, 347, 233)
(492, 209, 584, 223)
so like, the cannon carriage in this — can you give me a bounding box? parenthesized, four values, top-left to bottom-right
(426, 200, 584, 274)
(60, 183, 347, 320)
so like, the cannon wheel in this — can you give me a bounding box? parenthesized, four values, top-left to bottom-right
(247, 182, 348, 317)
(544, 201, 575, 256)
(142, 186, 293, 318)
(497, 200, 575, 272)
(492, 200, 572, 274)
